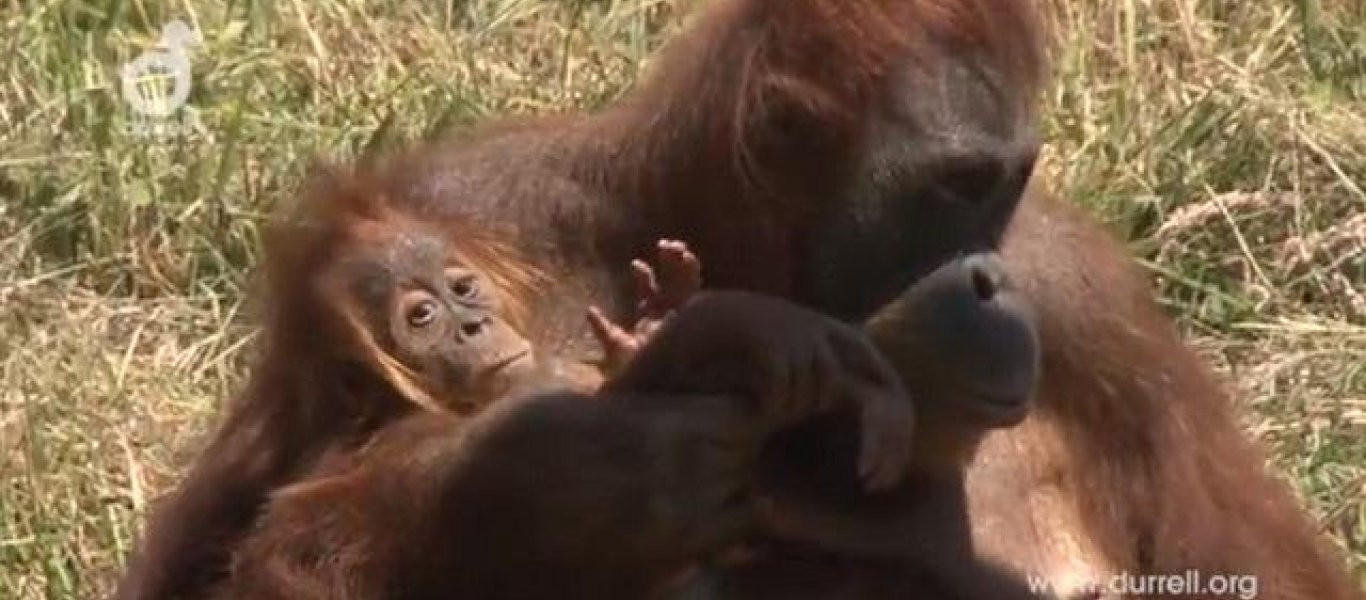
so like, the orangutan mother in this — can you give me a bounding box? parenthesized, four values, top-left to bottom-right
(386, 0, 1356, 596)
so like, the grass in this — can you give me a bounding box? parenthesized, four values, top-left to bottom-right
(0, 0, 1362, 597)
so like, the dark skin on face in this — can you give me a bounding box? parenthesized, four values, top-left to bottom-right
(869, 255, 1039, 436)
(386, 266, 532, 399)
(333, 227, 538, 412)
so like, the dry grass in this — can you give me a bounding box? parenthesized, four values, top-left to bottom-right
(0, 0, 1362, 597)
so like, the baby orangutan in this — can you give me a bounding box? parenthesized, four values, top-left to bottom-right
(115, 172, 709, 600)
(320, 213, 542, 412)
(334, 228, 706, 409)
(314, 218, 705, 410)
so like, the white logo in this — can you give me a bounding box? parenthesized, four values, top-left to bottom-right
(120, 20, 196, 118)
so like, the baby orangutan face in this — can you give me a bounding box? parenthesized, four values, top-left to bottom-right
(331, 225, 538, 412)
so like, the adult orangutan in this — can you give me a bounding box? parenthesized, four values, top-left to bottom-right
(366, 0, 1354, 593)
(379, 0, 1355, 595)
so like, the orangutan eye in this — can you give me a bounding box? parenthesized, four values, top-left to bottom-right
(451, 276, 480, 300)
(406, 300, 440, 328)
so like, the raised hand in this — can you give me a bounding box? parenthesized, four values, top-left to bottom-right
(588, 239, 703, 375)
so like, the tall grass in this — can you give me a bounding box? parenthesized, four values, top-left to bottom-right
(1, 1, 1362, 597)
